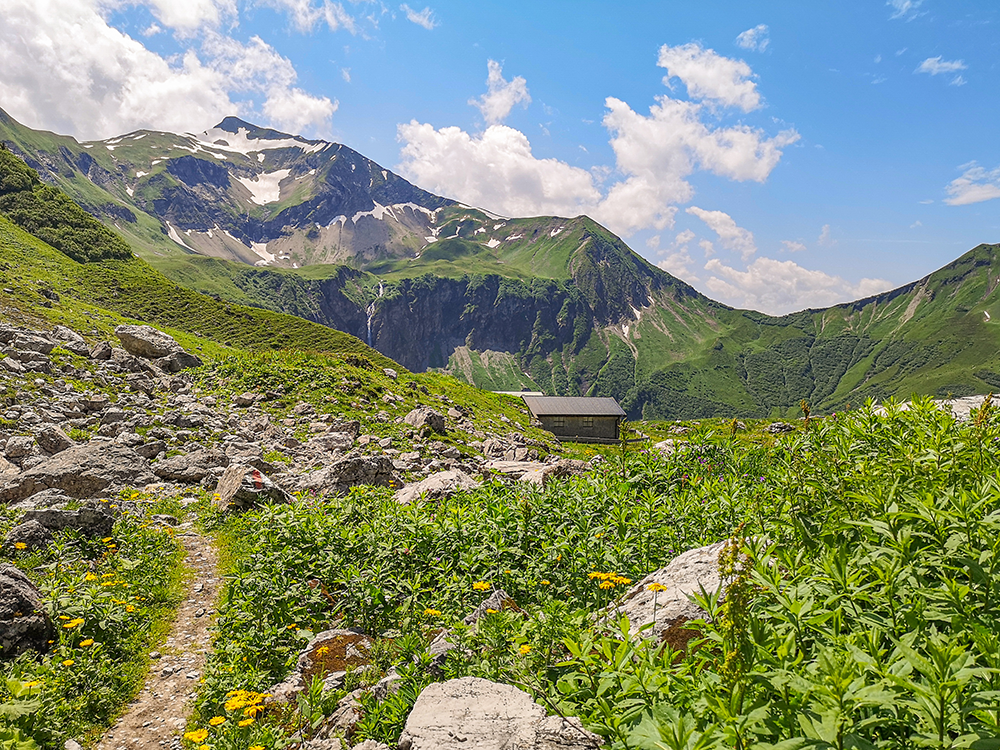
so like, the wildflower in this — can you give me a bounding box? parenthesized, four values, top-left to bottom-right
(486, 608, 498, 614)
(540, 580, 550, 586)
(14, 542, 26, 550)
(63, 618, 84, 629)
(472, 581, 490, 591)
(315, 645, 330, 657)
(588, 571, 602, 579)
(423, 608, 441, 617)
(209, 716, 226, 726)
(80, 639, 94, 647)
(62, 659, 75, 667)
(519, 644, 532, 655)
(125, 605, 135, 613)
(599, 581, 615, 589)
(101, 537, 113, 543)
(85, 573, 97, 581)
(198, 745, 210, 750)
(250, 746, 265, 750)
(243, 704, 266, 718)
(23, 680, 41, 688)
(184, 729, 209, 743)
(648, 583, 667, 593)
(238, 718, 254, 727)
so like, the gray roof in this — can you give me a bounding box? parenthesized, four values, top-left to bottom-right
(522, 396, 626, 418)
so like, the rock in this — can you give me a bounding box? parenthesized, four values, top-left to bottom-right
(0, 457, 16, 481)
(0, 563, 55, 658)
(328, 420, 361, 438)
(13, 334, 55, 355)
(0, 442, 156, 503)
(234, 392, 260, 407)
(20, 506, 115, 538)
(153, 448, 229, 483)
(764, 422, 796, 434)
(4, 520, 54, 552)
(293, 455, 399, 497)
(268, 629, 373, 703)
(398, 677, 602, 750)
(306, 432, 355, 453)
(603, 540, 728, 649)
(35, 425, 73, 455)
(3, 436, 35, 460)
(350, 742, 387, 750)
(0, 357, 24, 374)
(115, 324, 182, 360)
(135, 440, 167, 459)
(316, 689, 364, 741)
(51, 325, 84, 345)
(395, 469, 480, 505)
(517, 459, 588, 487)
(64, 740, 84, 750)
(652, 439, 676, 455)
(383, 368, 397, 379)
(154, 350, 203, 373)
(214, 464, 292, 513)
(8, 489, 71, 511)
(90, 341, 113, 360)
(403, 407, 446, 434)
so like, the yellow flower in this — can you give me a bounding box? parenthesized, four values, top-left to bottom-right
(198, 745, 210, 750)
(423, 608, 441, 617)
(80, 639, 94, 647)
(184, 730, 209, 743)
(101, 537, 113, 543)
(250, 746, 265, 750)
(62, 659, 74, 667)
(14, 542, 26, 550)
(540, 580, 550, 586)
(62, 618, 84, 629)
(125, 605, 135, 613)
(85, 573, 98, 581)
(208, 716, 226, 726)
(588, 571, 602, 579)
(287, 623, 298, 629)
(472, 581, 490, 591)
(519, 644, 532, 655)
(23, 680, 41, 688)
(238, 718, 254, 727)
(243, 704, 266, 717)
(315, 645, 330, 657)
(648, 582, 667, 593)
(599, 581, 615, 589)
(486, 608, 498, 614)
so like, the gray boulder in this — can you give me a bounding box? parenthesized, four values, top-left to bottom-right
(398, 677, 601, 750)
(154, 350, 203, 373)
(21, 506, 115, 538)
(764, 422, 796, 434)
(517, 459, 588, 487)
(0, 456, 18, 480)
(90, 341, 113, 360)
(153, 448, 229, 483)
(395, 469, 480, 505)
(3, 436, 35, 460)
(293, 455, 399, 497)
(0, 442, 156, 503)
(4, 520, 54, 553)
(403, 407, 446, 434)
(214, 464, 292, 513)
(0, 563, 55, 658)
(35, 425, 73, 455)
(115, 325, 182, 360)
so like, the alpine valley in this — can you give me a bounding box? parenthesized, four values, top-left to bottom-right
(4, 108, 1000, 419)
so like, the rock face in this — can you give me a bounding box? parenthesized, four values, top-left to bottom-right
(398, 677, 602, 750)
(293, 455, 399, 497)
(403, 407, 446, 434)
(0, 563, 56, 658)
(115, 324, 182, 359)
(20, 506, 115, 538)
(0, 442, 156, 503)
(395, 469, 480, 505)
(36, 425, 74, 455)
(606, 540, 727, 649)
(214, 464, 292, 512)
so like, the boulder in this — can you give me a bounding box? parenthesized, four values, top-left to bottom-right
(398, 677, 602, 750)
(0, 357, 24, 374)
(135, 440, 167, 460)
(395, 469, 480, 505)
(153, 448, 229, 483)
(293, 455, 399, 497)
(764, 422, 796, 434)
(652, 439, 676, 455)
(403, 407, 446, 434)
(3, 436, 35, 460)
(115, 324, 182, 360)
(234, 391, 260, 407)
(4, 520, 54, 552)
(20, 506, 115, 538)
(0, 457, 16, 481)
(602, 540, 727, 649)
(517, 459, 588, 487)
(0, 563, 55, 658)
(51, 326, 90, 356)
(306, 432, 355, 453)
(153, 350, 203, 373)
(35, 425, 73, 455)
(0, 442, 156, 504)
(90, 341, 113, 360)
(214, 464, 292, 513)
(7, 489, 71, 511)
(268, 629, 373, 703)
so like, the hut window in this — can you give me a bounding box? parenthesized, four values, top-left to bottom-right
(553, 416, 565, 428)
(582, 416, 594, 427)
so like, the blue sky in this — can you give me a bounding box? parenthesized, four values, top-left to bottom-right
(1, 0, 998, 313)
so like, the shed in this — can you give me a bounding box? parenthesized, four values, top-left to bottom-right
(521, 396, 627, 443)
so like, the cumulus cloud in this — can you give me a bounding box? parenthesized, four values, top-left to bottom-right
(400, 4, 437, 30)
(703, 257, 891, 315)
(686, 206, 757, 260)
(258, 0, 357, 34)
(887, 0, 925, 20)
(470, 60, 530, 126)
(141, 0, 236, 32)
(657, 42, 760, 111)
(782, 240, 806, 252)
(0, 0, 336, 140)
(735, 24, 770, 52)
(944, 162, 1000, 206)
(656, 229, 699, 280)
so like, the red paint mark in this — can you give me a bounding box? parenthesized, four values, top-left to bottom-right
(251, 469, 263, 490)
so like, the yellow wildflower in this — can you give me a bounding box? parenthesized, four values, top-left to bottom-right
(599, 581, 615, 589)
(423, 608, 441, 617)
(315, 645, 330, 657)
(14, 542, 26, 550)
(208, 716, 226, 726)
(62, 618, 84, 629)
(62, 659, 74, 667)
(183, 729, 209, 743)
(540, 580, 550, 586)
(519, 644, 532, 655)
(648, 582, 667, 593)
(80, 639, 94, 647)
(238, 718, 254, 727)
(472, 581, 490, 591)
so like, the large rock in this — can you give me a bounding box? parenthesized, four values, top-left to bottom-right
(517, 459, 588, 487)
(604, 540, 727, 649)
(214, 464, 292, 513)
(293, 455, 399, 497)
(403, 407, 446, 434)
(0, 563, 55, 658)
(3, 436, 35, 460)
(153, 448, 229, 483)
(0, 442, 156, 503)
(395, 469, 480, 505)
(154, 350, 203, 373)
(35, 425, 74, 455)
(0, 456, 18, 480)
(20, 506, 115, 538)
(4, 520, 54, 553)
(398, 677, 601, 750)
(115, 325, 182, 360)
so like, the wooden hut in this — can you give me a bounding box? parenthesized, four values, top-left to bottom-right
(521, 396, 626, 443)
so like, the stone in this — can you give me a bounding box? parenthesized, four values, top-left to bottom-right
(0, 357, 24, 374)
(234, 391, 260, 407)
(135, 440, 167, 459)
(268, 629, 373, 703)
(403, 407, 446, 434)
(305, 432, 355, 453)
(383, 368, 397, 379)
(0, 457, 16, 481)
(395, 469, 480, 505)
(398, 677, 602, 750)
(517, 459, 588, 487)
(20, 506, 116, 538)
(602, 540, 728, 649)
(293, 455, 399, 497)
(0, 442, 156, 503)
(154, 350, 203, 373)
(8, 489, 70, 510)
(153, 448, 229, 483)
(4, 520, 54, 552)
(764, 422, 796, 434)
(652, 439, 676, 455)
(13, 334, 55, 355)
(214, 464, 292, 513)
(35, 425, 74, 455)
(328, 420, 361, 438)
(115, 324, 182, 360)
(89, 341, 113, 360)
(0, 563, 55, 658)
(3, 436, 35, 459)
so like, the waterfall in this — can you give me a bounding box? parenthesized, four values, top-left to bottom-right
(366, 281, 385, 347)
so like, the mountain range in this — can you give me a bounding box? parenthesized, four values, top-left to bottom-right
(3, 108, 1000, 419)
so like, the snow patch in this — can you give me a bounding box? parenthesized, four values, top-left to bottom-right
(622, 324, 630, 337)
(166, 222, 194, 250)
(474, 227, 486, 235)
(151, 160, 162, 166)
(135, 171, 147, 178)
(505, 234, 524, 241)
(381, 170, 388, 180)
(394, 203, 439, 219)
(196, 126, 326, 155)
(83, 144, 93, 148)
(328, 215, 347, 227)
(493, 222, 506, 230)
(132, 134, 146, 140)
(257, 153, 265, 163)
(986, 311, 992, 321)
(351, 202, 396, 223)
(631, 305, 642, 321)
(486, 238, 500, 249)
(424, 236, 438, 243)
(106, 145, 116, 151)
(126, 187, 134, 196)
(251, 242, 275, 265)
(236, 169, 291, 205)
(550, 226, 564, 237)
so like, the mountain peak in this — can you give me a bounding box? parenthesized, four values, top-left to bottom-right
(213, 116, 296, 142)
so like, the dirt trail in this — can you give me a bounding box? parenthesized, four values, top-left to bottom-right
(96, 526, 221, 750)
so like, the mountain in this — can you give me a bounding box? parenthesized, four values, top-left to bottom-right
(3, 109, 1000, 418)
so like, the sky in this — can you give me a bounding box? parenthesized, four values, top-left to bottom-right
(1, 0, 998, 315)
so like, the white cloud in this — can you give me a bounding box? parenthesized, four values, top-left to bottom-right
(782, 240, 806, 252)
(141, 0, 236, 32)
(910, 220, 922, 228)
(703, 256, 891, 315)
(699, 239, 714, 257)
(950, 75, 967, 87)
(657, 42, 760, 111)
(258, 0, 357, 34)
(818, 224, 835, 246)
(916, 56, 967, 87)
(888, 0, 925, 20)
(874, 54, 882, 64)
(0, 1, 336, 140)
(735, 24, 770, 53)
(686, 206, 756, 260)
(143, 23, 163, 36)
(470, 60, 530, 125)
(400, 4, 437, 30)
(341, 67, 351, 83)
(944, 162, 1000, 206)
(398, 48, 797, 237)
(658, 249, 697, 280)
